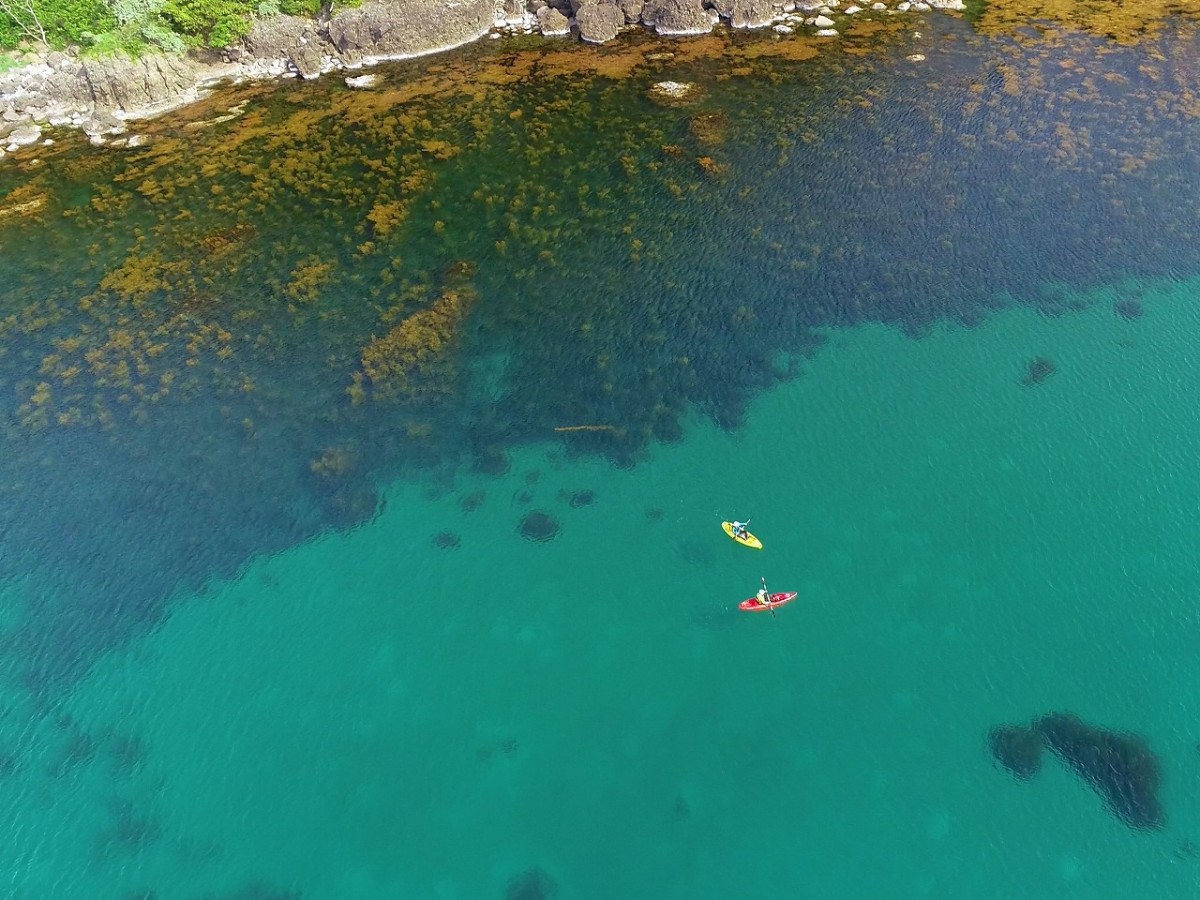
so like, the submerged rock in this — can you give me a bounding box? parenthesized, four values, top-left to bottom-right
(4, 124, 42, 149)
(506, 867, 558, 900)
(1022, 356, 1057, 386)
(647, 80, 704, 106)
(1114, 298, 1143, 319)
(433, 530, 461, 549)
(519, 511, 560, 542)
(1034, 712, 1165, 830)
(988, 724, 1042, 780)
(567, 489, 596, 508)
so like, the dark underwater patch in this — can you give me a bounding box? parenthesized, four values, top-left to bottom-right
(1022, 357, 1057, 386)
(559, 489, 596, 508)
(518, 511, 560, 543)
(202, 884, 303, 900)
(1033, 712, 1165, 830)
(1114, 298, 1144, 319)
(987, 724, 1042, 780)
(988, 712, 1165, 831)
(505, 867, 557, 900)
(434, 530, 461, 549)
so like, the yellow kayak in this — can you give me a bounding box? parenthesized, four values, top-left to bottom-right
(721, 521, 763, 550)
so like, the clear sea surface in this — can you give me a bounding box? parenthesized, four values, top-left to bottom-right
(3, 12, 1200, 899)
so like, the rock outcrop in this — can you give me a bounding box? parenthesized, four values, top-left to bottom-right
(576, 0, 625, 42)
(327, 0, 494, 61)
(78, 54, 197, 112)
(641, 0, 716, 34)
(244, 14, 314, 59)
(537, 6, 572, 34)
(616, 0, 644, 22)
(729, 0, 774, 28)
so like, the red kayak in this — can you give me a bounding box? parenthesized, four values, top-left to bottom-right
(738, 592, 797, 612)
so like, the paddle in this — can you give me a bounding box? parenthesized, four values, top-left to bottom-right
(761, 575, 775, 619)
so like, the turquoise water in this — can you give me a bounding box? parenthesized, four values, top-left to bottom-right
(7, 281, 1200, 897)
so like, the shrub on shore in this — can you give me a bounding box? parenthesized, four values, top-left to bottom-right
(0, 0, 320, 53)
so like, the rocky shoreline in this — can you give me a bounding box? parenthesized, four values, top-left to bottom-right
(0, 0, 963, 154)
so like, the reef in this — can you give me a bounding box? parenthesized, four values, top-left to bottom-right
(204, 885, 303, 900)
(460, 490, 486, 512)
(989, 712, 1166, 831)
(1114, 298, 1144, 320)
(359, 288, 479, 403)
(473, 448, 513, 476)
(987, 724, 1042, 780)
(477, 737, 520, 760)
(434, 530, 461, 549)
(1022, 357, 1057, 386)
(506, 867, 558, 900)
(519, 511, 561, 542)
(561, 489, 596, 508)
(101, 797, 163, 850)
(1033, 712, 1165, 830)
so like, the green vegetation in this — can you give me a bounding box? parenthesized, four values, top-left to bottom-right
(0, 0, 318, 52)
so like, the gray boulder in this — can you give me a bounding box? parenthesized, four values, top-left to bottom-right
(0, 64, 89, 113)
(79, 54, 196, 112)
(536, 6, 571, 34)
(575, 0, 624, 41)
(327, 0, 493, 60)
(244, 15, 315, 59)
(499, 0, 526, 22)
(641, 0, 715, 33)
(616, 0, 643, 21)
(729, 0, 773, 25)
(288, 41, 325, 78)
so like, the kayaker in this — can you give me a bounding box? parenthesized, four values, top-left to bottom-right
(756, 577, 770, 607)
(731, 520, 749, 539)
